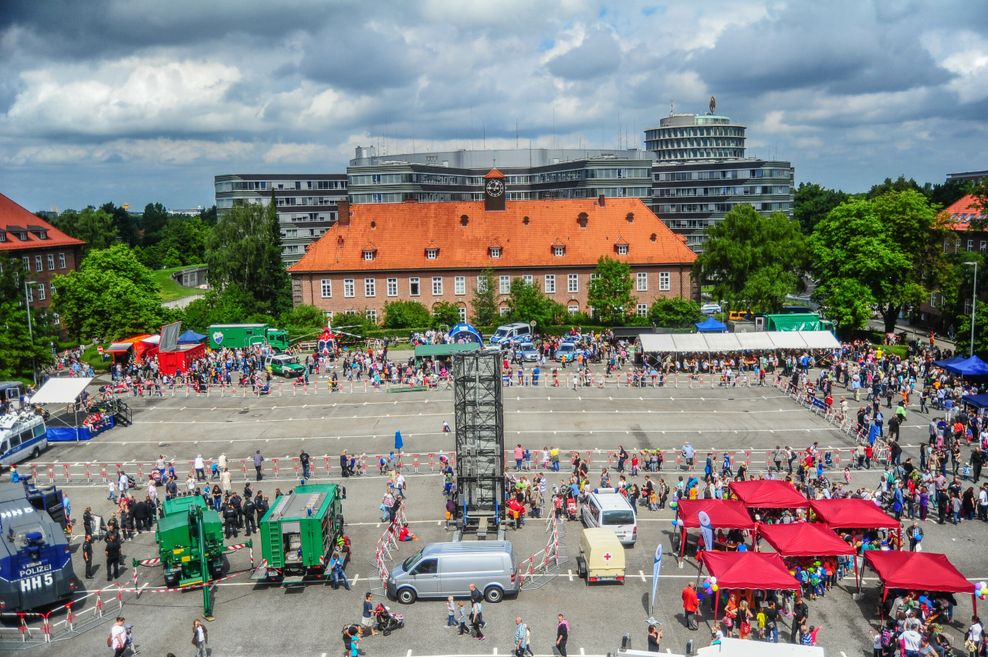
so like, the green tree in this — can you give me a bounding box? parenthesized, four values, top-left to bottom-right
(794, 182, 848, 234)
(695, 205, 807, 313)
(867, 175, 930, 199)
(383, 300, 431, 328)
(100, 202, 139, 246)
(506, 279, 564, 327)
(53, 245, 163, 341)
(139, 202, 170, 246)
(332, 311, 377, 335)
(955, 302, 988, 357)
(206, 199, 290, 316)
(54, 207, 119, 250)
(810, 190, 944, 332)
(470, 268, 498, 326)
(431, 302, 461, 329)
(279, 304, 326, 339)
(587, 256, 635, 325)
(0, 256, 53, 381)
(648, 297, 703, 327)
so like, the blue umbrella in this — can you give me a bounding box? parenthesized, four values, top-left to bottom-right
(394, 430, 404, 451)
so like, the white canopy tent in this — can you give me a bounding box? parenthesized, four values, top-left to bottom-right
(638, 331, 839, 355)
(30, 377, 93, 405)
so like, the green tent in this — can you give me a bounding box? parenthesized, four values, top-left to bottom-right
(763, 313, 826, 332)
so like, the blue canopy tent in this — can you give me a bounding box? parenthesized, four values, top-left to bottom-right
(934, 355, 964, 368)
(177, 329, 207, 344)
(695, 317, 728, 333)
(944, 355, 988, 377)
(447, 323, 483, 344)
(962, 393, 988, 409)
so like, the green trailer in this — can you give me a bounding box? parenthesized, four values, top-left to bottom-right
(154, 496, 226, 590)
(208, 323, 290, 351)
(258, 483, 346, 583)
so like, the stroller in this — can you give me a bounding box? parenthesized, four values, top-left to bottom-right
(373, 603, 405, 636)
(125, 623, 140, 654)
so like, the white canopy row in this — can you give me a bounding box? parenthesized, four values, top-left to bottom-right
(638, 331, 839, 354)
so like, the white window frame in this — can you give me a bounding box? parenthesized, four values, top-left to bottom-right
(409, 277, 421, 296)
(366, 309, 378, 323)
(544, 274, 556, 294)
(636, 303, 648, 317)
(454, 276, 466, 296)
(499, 306, 510, 316)
(659, 272, 671, 291)
(636, 272, 648, 292)
(364, 278, 376, 297)
(432, 276, 443, 296)
(363, 250, 375, 261)
(476, 276, 488, 292)
(58, 253, 66, 268)
(489, 246, 502, 259)
(567, 304, 579, 315)
(553, 246, 565, 257)
(47, 254, 55, 270)
(426, 248, 438, 260)
(567, 274, 579, 293)
(616, 244, 629, 255)
(25, 285, 33, 302)
(320, 279, 332, 298)
(499, 275, 510, 295)
(35, 255, 43, 271)
(386, 278, 398, 297)
(523, 274, 533, 285)
(37, 283, 46, 301)
(343, 278, 355, 298)
(22, 256, 30, 271)
(458, 306, 467, 322)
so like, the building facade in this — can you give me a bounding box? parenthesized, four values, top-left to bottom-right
(0, 193, 84, 309)
(650, 159, 795, 251)
(347, 147, 653, 205)
(288, 174, 696, 323)
(214, 174, 348, 265)
(644, 112, 746, 162)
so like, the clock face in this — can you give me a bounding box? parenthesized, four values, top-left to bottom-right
(485, 179, 504, 197)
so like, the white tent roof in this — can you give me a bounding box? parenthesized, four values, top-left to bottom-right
(30, 377, 94, 404)
(638, 331, 839, 354)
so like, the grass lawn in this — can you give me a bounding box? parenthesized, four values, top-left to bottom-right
(152, 265, 204, 303)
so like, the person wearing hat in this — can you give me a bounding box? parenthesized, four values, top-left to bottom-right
(8, 464, 19, 483)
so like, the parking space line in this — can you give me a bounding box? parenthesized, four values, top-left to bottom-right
(567, 569, 573, 582)
(639, 569, 646, 582)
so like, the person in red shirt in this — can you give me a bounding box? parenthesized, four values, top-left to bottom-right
(682, 582, 699, 630)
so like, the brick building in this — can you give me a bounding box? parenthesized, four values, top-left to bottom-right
(289, 170, 696, 323)
(0, 193, 84, 309)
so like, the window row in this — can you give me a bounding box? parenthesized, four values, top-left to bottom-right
(20, 252, 67, 273)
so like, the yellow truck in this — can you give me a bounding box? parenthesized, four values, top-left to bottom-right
(576, 528, 626, 584)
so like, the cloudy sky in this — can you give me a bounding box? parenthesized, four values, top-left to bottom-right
(1, 0, 986, 212)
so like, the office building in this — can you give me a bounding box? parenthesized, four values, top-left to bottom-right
(288, 170, 696, 321)
(214, 173, 347, 265)
(644, 99, 746, 162)
(947, 170, 988, 184)
(0, 193, 84, 309)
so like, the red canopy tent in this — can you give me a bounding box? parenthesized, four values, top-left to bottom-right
(809, 499, 902, 548)
(697, 551, 800, 620)
(757, 522, 859, 590)
(676, 500, 757, 558)
(158, 343, 207, 376)
(863, 551, 975, 615)
(729, 480, 809, 509)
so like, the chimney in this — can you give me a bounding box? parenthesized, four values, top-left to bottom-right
(337, 200, 350, 226)
(598, 194, 606, 207)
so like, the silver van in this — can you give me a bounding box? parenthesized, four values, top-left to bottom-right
(581, 489, 638, 546)
(386, 541, 518, 604)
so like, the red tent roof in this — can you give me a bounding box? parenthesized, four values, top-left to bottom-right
(809, 499, 900, 529)
(758, 522, 855, 557)
(698, 551, 800, 590)
(729, 480, 809, 509)
(677, 500, 757, 529)
(864, 551, 971, 594)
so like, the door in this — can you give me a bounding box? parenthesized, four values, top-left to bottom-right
(408, 557, 440, 597)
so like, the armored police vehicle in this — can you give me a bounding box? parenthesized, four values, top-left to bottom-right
(0, 482, 77, 611)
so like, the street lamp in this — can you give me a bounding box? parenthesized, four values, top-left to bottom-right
(964, 261, 978, 357)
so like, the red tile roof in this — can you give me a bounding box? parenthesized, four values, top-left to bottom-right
(484, 168, 505, 179)
(289, 198, 695, 273)
(0, 193, 84, 251)
(944, 194, 987, 231)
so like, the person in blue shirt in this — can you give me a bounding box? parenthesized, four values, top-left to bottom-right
(329, 550, 350, 591)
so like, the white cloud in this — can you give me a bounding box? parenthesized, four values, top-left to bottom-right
(2, 138, 255, 166)
(263, 142, 335, 164)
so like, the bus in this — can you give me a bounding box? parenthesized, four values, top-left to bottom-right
(0, 412, 48, 469)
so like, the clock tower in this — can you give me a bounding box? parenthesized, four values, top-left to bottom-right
(483, 168, 506, 211)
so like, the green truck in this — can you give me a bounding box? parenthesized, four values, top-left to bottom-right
(153, 496, 226, 589)
(258, 483, 346, 583)
(208, 323, 290, 350)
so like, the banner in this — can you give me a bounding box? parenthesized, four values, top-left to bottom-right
(698, 510, 714, 553)
(649, 543, 663, 615)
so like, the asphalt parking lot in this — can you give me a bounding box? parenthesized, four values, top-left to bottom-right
(10, 367, 987, 656)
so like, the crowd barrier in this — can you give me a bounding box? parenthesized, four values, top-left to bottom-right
(373, 506, 408, 589)
(515, 511, 562, 588)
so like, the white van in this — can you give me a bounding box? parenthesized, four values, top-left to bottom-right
(581, 489, 637, 546)
(386, 541, 518, 604)
(488, 322, 532, 347)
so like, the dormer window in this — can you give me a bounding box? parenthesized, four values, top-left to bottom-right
(552, 245, 565, 257)
(27, 225, 48, 240)
(426, 248, 439, 260)
(489, 246, 502, 259)
(362, 249, 376, 261)
(616, 244, 629, 256)
(0, 231, 6, 243)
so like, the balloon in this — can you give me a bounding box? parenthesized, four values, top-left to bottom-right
(671, 519, 678, 527)
(982, 588, 988, 596)
(981, 582, 987, 589)
(709, 577, 717, 585)
(712, 584, 719, 592)
(670, 500, 679, 509)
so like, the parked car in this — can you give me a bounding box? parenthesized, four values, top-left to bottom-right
(554, 342, 581, 363)
(700, 303, 723, 315)
(515, 342, 539, 362)
(265, 354, 305, 378)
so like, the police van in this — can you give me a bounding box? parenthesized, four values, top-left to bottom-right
(488, 322, 532, 348)
(0, 412, 48, 469)
(581, 488, 637, 546)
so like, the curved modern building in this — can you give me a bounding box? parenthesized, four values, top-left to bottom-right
(644, 113, 746, 162)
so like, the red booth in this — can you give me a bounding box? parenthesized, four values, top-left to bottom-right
(729, 480, 810, 510)
(862, 551, 975, 615)
(808, 498, 902, 548)
(157, 343, 206, 376)
(697, 551, 800, 619)
(675, 499, 757, 558)
(756, 522, 859, 590)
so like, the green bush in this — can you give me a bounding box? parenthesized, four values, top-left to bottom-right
(383, 300, 431, 328)
(430, 302, 461, 329)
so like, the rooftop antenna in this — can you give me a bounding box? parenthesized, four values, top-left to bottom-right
(709, 96, 717, 115)
(669, 100, 675, 115)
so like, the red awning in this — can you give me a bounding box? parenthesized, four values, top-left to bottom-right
(809, 499, 900, 529)
(864, 551, 971, 594)
(729, 480, 809, 509)
(758, 522, 855, 557)
(698, 551, 800, 590)
(677, 500, 756, 529)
